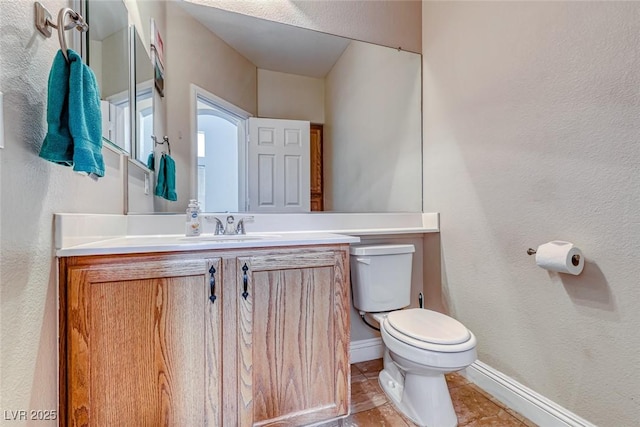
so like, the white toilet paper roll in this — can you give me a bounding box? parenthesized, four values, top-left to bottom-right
(535, 241, 584, 275)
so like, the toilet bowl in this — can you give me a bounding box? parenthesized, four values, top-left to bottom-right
(373, 309, 477, 427)
(349, 244, 477, 427)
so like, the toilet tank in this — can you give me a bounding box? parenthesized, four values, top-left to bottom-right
(349, 244, 415, 312)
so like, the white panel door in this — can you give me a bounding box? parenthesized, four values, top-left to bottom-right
(248, 118, 310, 212)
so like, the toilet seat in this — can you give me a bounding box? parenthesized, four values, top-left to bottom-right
(383, 309, 476, 353)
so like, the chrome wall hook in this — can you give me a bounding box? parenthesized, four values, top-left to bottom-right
(34, 2, 88, 62)
(152, 135, 171, 155)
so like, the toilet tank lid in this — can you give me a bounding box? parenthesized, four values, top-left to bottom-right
(350, 244, 415, 256)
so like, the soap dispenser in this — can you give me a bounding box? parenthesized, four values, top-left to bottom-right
(185, 199, 201, 237)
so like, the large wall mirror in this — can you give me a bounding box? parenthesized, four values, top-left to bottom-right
(133, 28, 154, 165)
(87, 0, 423, 214)
(164, 1, 423, 214)
(86, 0, 130, 153)
(86, 0, 154, 170)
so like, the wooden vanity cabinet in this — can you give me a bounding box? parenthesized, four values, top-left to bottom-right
(59, 253, 224, 426)
(233, 249, 350, 426)
(59, 245, 350, 427)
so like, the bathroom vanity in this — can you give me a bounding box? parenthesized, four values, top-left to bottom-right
(57, 234, 356, 426)
(54, 212, 439, 426)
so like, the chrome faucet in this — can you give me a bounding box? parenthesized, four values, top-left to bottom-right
(204, 215, 254, 235)
(206, 216, 225, 235)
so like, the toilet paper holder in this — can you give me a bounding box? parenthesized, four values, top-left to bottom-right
(527, 248, 581, 266)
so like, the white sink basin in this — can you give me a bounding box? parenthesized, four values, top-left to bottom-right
(57, 232, 360, 256)
(179, 234, 279, 242)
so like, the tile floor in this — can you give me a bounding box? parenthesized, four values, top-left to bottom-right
(323, 359, 538, 426)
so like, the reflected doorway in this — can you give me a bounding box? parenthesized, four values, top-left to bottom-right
(136, 85, 153, 163)
(194, 88, 249, 212)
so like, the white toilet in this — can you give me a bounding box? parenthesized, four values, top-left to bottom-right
(350, 244, 477, 427)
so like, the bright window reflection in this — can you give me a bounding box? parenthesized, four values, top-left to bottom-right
(196, 94, 246, 212)
(197, 131, 206, 157)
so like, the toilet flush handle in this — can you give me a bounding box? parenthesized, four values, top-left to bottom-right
(355, 257, 371, 265)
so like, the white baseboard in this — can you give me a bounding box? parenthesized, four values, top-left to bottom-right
(463, 361, 596, 427)
(350, 338, 384, 363)
(349, 342, 595, 427)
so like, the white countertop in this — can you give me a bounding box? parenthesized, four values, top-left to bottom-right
(54, 212, 439, 257)
(56, 232, 360, 257)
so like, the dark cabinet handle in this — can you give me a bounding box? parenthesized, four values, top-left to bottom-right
(209, 265, 217, 303)
(242, 263, 249, 300)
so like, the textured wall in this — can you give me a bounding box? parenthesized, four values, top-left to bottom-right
(0, 0, 124, 422)
(422, 2, 640, 425)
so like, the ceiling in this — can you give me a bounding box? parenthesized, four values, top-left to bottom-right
(177, 1, 351, 78)
(87, 0, 128, 41)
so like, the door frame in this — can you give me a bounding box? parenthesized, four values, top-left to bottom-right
(190, 84, 251, 211)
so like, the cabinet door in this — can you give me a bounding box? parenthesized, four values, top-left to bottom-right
(235, 250, 350, 426)
(64, 256, 223, 426)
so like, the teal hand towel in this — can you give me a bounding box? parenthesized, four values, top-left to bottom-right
(155, 154, 178, 202)
(68, 49, 104, 177)
(155, 154, 166, 198)
(154, 154, 177, 201)
(40, 49, 105, 178)
(164, 154, 178, 201)
(146, 151, 155, 171)
(40, 50, 73, 165)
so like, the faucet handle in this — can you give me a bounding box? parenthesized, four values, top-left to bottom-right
(236, 216, 255, 235)
(203, 215, 225, 235)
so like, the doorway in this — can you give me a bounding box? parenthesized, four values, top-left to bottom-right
(194, 87, 249, 212)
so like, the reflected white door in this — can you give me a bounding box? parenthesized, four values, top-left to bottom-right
(248, 118, 310, 212)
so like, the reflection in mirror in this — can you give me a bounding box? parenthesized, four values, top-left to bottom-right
(133, 29, 154, 166)
(169, 3, 422, 213)
(87, 0, 130, 153)
(196, 88, 249, 212)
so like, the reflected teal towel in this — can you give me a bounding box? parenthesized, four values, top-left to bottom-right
(164, 154, 177, 201)
(40, 49, 104, 178)
(154, 153, 177, 201)
(155, 154, 166, 198)
(146, 151, 155, 171)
